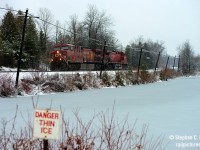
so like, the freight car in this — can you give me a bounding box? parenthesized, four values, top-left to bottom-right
(49, 44, 127, 71)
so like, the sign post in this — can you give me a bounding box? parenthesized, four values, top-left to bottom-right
(33, 109, 61, 149)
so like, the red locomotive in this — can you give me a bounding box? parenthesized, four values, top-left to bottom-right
(50, 44, 127, 71)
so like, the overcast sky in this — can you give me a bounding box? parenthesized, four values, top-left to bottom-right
(0, 0, 199, 55)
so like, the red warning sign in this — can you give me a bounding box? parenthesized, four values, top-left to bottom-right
(33, 109, 61, 139)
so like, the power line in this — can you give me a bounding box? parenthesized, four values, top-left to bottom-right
(129, 46, 160, 55)
(0, 7, 24, 13)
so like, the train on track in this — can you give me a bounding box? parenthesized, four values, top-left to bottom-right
(50, 44, 128, 71)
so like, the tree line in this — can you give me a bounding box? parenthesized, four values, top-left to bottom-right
(0, 5, 117, 69)
(0, 5, 199, 74)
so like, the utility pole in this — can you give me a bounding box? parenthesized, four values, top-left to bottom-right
(172, 56, 176, 71)
(137, 48, 143, 79)
(178, 55, 180, 72)
(165, 56, 169, 70)
(154, 51, 160, 74)
(15, 9, 28, 88)
(100, 40, 107, 79)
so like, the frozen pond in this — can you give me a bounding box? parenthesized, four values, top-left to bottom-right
(1, 76, 200, 149)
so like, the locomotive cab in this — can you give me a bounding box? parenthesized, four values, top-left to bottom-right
(50, 44, 82, 70)
(51, 44, 75, 61)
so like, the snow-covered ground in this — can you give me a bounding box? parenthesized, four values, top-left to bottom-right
(0, 75, 200, 149)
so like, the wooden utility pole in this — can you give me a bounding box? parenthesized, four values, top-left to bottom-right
(154, 51, 160, 74)
(100, 40, 106, 79)
(172, 56, 176, 71)
(178, 55, 180, 72)
(165, 56, 169, 70)
(137, 48, 143, 79)
(15, 9, 28, 88)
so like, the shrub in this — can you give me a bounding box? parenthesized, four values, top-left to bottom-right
(102, 71, 112, 87)
(0, 74, 16, 97)
(29, 72, 46, 85)
(113, 71, 125, 87)
(73, 73, 84, 90)
(82, 72, 102, 89)
(148, 72, 158, 83)
(63, 75, 78, 91)
(124, 70, 138, 85)
(20, 79, 33, 94)
(42, 81, 65, 92)
(160, 69, 174, 81)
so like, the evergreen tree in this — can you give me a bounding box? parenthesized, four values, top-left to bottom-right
(38, 30, 46, 66)
(24, 17, 39, 69)
(0, 11, 19, 67)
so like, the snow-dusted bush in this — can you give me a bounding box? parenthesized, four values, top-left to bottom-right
(148, 72, 158, 83)
(42, 81, 65, 92)
(0, 74, 16, 97)
(73, 73, 84, 90)
(139, 70, 150, 84)
(82, 72, 102, 89)
(63, 75, 78, 91)
(113, 71, 125, 87)
(101, 71, 112, 87)
(20, 79, 33, 94)
(124, 70, 138, 85)
(29, 72, 46, 85)
(160, 69, 174, 81)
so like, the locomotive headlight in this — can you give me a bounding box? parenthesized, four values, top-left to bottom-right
(59, 58, 62, 60)
(56, 50, 59, 54)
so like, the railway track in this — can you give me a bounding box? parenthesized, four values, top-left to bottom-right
(0, 69, 124, 74)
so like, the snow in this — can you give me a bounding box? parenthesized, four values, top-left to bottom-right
(1, 67, 200, 149)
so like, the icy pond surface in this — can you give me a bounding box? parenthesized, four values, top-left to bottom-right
(1, 76, 200, 149)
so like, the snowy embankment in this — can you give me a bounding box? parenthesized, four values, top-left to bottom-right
(0, 66, 163, 97)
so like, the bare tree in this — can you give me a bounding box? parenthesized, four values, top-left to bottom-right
(67, 14, 81, 46)
(178, 40, 195, 75)
(84, 5, 114, 49)
(37, 8, 54, 51)
(55, 20, 60, 44)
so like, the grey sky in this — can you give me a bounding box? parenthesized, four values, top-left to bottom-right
(0, 0, 199, 55)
